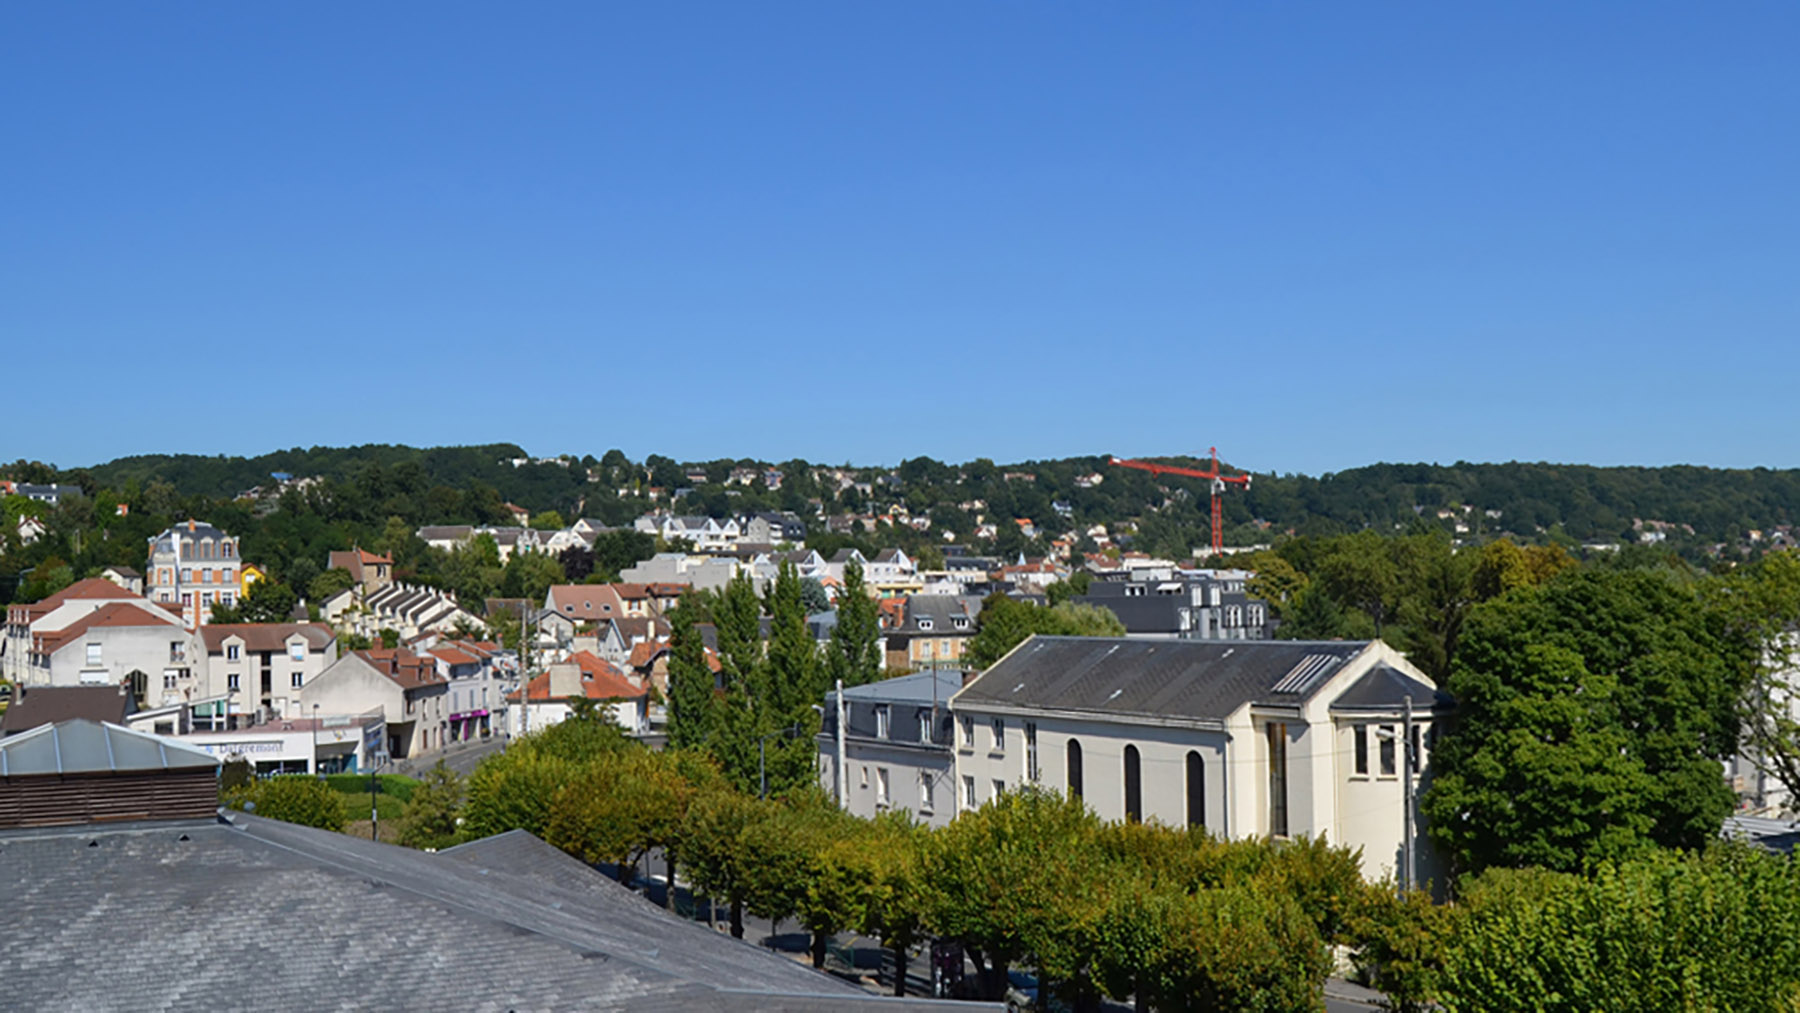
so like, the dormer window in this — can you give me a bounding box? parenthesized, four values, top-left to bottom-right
(875, 705, 890, 739)
(953, 618, 969, 630)
(917, 618, 933, 631)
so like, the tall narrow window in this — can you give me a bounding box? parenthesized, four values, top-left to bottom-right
(1354, 726, 1369, 776)
(1268, 722, 1290, 838)
(1124, 745, 1143, 823)
(875, 705, 890, 739)
(1025, 722, 1039, 782)
(1379, 724, 1397, 776)
(1410, 724, 1424, 774)
(1067, 739, 1084, 799)
(1186, 750, 1206, 829)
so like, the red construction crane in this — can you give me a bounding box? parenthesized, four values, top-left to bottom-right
(1110, 447, 1251, 556)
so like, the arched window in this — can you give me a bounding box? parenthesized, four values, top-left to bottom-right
(1186, 751, 1206, 829)
(1124, 745, 1142, 823)
(1066, 739, 1083, 799)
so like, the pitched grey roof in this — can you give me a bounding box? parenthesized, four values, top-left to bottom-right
(0, 687, 131, 735)
(895, 595, 983, 634)
(956, 636, 1371, 723)
(0, 813, 993, 1012)
(835, 670, 964, 706)
(1329, 663, 1452, 713)
(0, 720, 217, 776)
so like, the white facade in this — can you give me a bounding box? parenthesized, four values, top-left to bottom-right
(951, 638, 1440, 883)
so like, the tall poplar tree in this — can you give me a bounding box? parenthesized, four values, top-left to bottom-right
(826, 560, 882, 688)
(665, 592, 715, 752)
(759, 561, 824, 797)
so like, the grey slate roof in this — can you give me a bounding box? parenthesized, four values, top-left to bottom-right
(0, 687, 131, 735)
(955, 636, 1372, 723)
(835, 670, 966, 706)
(1329, 663, 1453, 713)
(1, 812, 994, 1012)
(0, 720, 217, 776)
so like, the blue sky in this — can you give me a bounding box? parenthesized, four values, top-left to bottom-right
(5, 4, 1797, 475)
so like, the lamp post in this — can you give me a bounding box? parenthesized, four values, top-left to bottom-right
(370, 751, 380, 841)
(312, 703, 320, 777)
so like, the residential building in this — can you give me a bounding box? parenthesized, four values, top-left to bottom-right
(0, 481, 83, 505)
(950, 636, 1448, 882)
(145, 520, 243, 627)
(508, 651, 648, 735)
(417, 524, 475, 551)
(881, 595, 984, 671)
(326, 547, 394, 595)
(299, 648, 449, 758)
(743, 511, 807, 545)
(865, 548, 924, 597)
(819, 671, 962, 828)
(5, 580, 200, 702)
(428, 640, 508, 742)
(1076, 574, 1274, 640)
(620, 552, 742, 593)
(355, 583, 481, 641)
(201, 622, 338, 721)
(99, 565, 144, 595)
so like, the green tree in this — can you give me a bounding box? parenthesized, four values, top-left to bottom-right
(825, 561, 882, 688)
(528, 510, 566, 531)
(309, 566, 357, 602)
(665, 593, 717, 752)
(500, 549, 566, 602)
(397, 761, 465, 850)
(1424, 568, 1749, 876)
(237, 579, 299, 623)
(677, 787, 763, 938)
(756, 562, 824, 797)
(963, 595, 1126, 671)
(227, 775, 346, 831)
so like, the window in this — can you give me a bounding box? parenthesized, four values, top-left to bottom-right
(1186, 751, 1206, 829)
(223, 542, 234, 558)
(1379, 724, 1397, 776)
(227, 644, 241, 661)
(228, 673, 241, 691)
(860, 765, 869, 787)
(919, 772, 934, 811)
(953, 617, 969, 630)
(991, 718, 1005, 752)
(86, 643, 102, 666)
(960, 716, 974, 749)
(289, 642, 306, 662)
(940, 639, 952, 657)
(962, 775, 977, 810)
(291, 672, 304, 689)
(180, 593, 192, 608)
(917, 618, 933, 631)
(919, 639, 935, 659)
(917, 707, 932, 743)
(1025, 722, 1039, 781)
(163, 672, 177, 690)
(875, 705, 890, 739)
(200, 569, 211, 584)
(1354, 726, 1370, 776)
(170, 642, 187, 663)
(1411, 724, 1424, 775)
(220, 592, 234, 607)
(992, 778, 1005, 800)
(182, 568, 192, 582)
(222, 568, 234, 583)
(201, 592, 212, 607)
(1067, 739, 1084, 798)
(1268, 722, 1290, 838)
(876, 767, 890, 806)
(1124, 745, 1143, 823)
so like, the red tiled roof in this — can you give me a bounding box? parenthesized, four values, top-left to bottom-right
(627, 640, 670, 669)
(357, 648, 445, 690)
(33, 601, 182, 654)
(432, 646, 479, 666)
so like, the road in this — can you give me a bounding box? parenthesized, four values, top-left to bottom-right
(391, 734, 508, 778)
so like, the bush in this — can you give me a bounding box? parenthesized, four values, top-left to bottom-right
(321, 772, 419, 802)
(398, 762, 465, 851)
(226, 775, 346, 832)
(1435, 845, 1800, 1013)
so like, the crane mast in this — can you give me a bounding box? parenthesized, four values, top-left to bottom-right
(1109, 446, 1251, 557)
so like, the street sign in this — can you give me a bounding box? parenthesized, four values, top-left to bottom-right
(362, 720, 385, 757)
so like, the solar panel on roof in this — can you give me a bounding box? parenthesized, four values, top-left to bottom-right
(1271, 653, 1342, 694)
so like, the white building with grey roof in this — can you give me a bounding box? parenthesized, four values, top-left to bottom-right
(819, 670, 963, 828)
(950, 636, 1448, 883)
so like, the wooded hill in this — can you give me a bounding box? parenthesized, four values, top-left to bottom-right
(54, 446, 1800, 555)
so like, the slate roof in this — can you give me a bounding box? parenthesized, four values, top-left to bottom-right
(835, 670, 965, 706)
(0, 687, 131, 735)
(1329, 663, 1453, 713)
(201, 621, 336, 654)
(0, 813, 991, 1012)
(955, 636, 1373, 723)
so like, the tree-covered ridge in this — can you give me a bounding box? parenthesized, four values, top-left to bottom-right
(46, 446, 1800, 550)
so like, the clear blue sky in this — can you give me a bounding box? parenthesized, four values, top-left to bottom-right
(5, 4, 1797, 476)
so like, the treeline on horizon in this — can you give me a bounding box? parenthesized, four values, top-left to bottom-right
(24, 442, 1800, 548)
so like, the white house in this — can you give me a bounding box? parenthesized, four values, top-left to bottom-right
(507, 651, 648, 736)
(819, 671, 962, 829)
(950, 636, 1447, 883)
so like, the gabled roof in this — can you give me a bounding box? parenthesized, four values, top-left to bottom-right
(1329, 664, 1453, 713)
(33, 601, 184, 654)
(0, 720, 217, 776)
(956, 636, 1377, 724)
(202, 622, 335, 654)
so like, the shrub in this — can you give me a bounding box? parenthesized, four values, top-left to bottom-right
(226, 775, 346, 832)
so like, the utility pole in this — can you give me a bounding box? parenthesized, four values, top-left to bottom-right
(1401, 696, 1416, 893)
(834, 677, 847, 806)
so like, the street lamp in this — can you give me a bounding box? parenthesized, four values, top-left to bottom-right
(312, 703, 321, 778)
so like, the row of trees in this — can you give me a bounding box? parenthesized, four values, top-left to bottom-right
(663, 562, 883, 798)
(453, 709, 1367, 1009)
